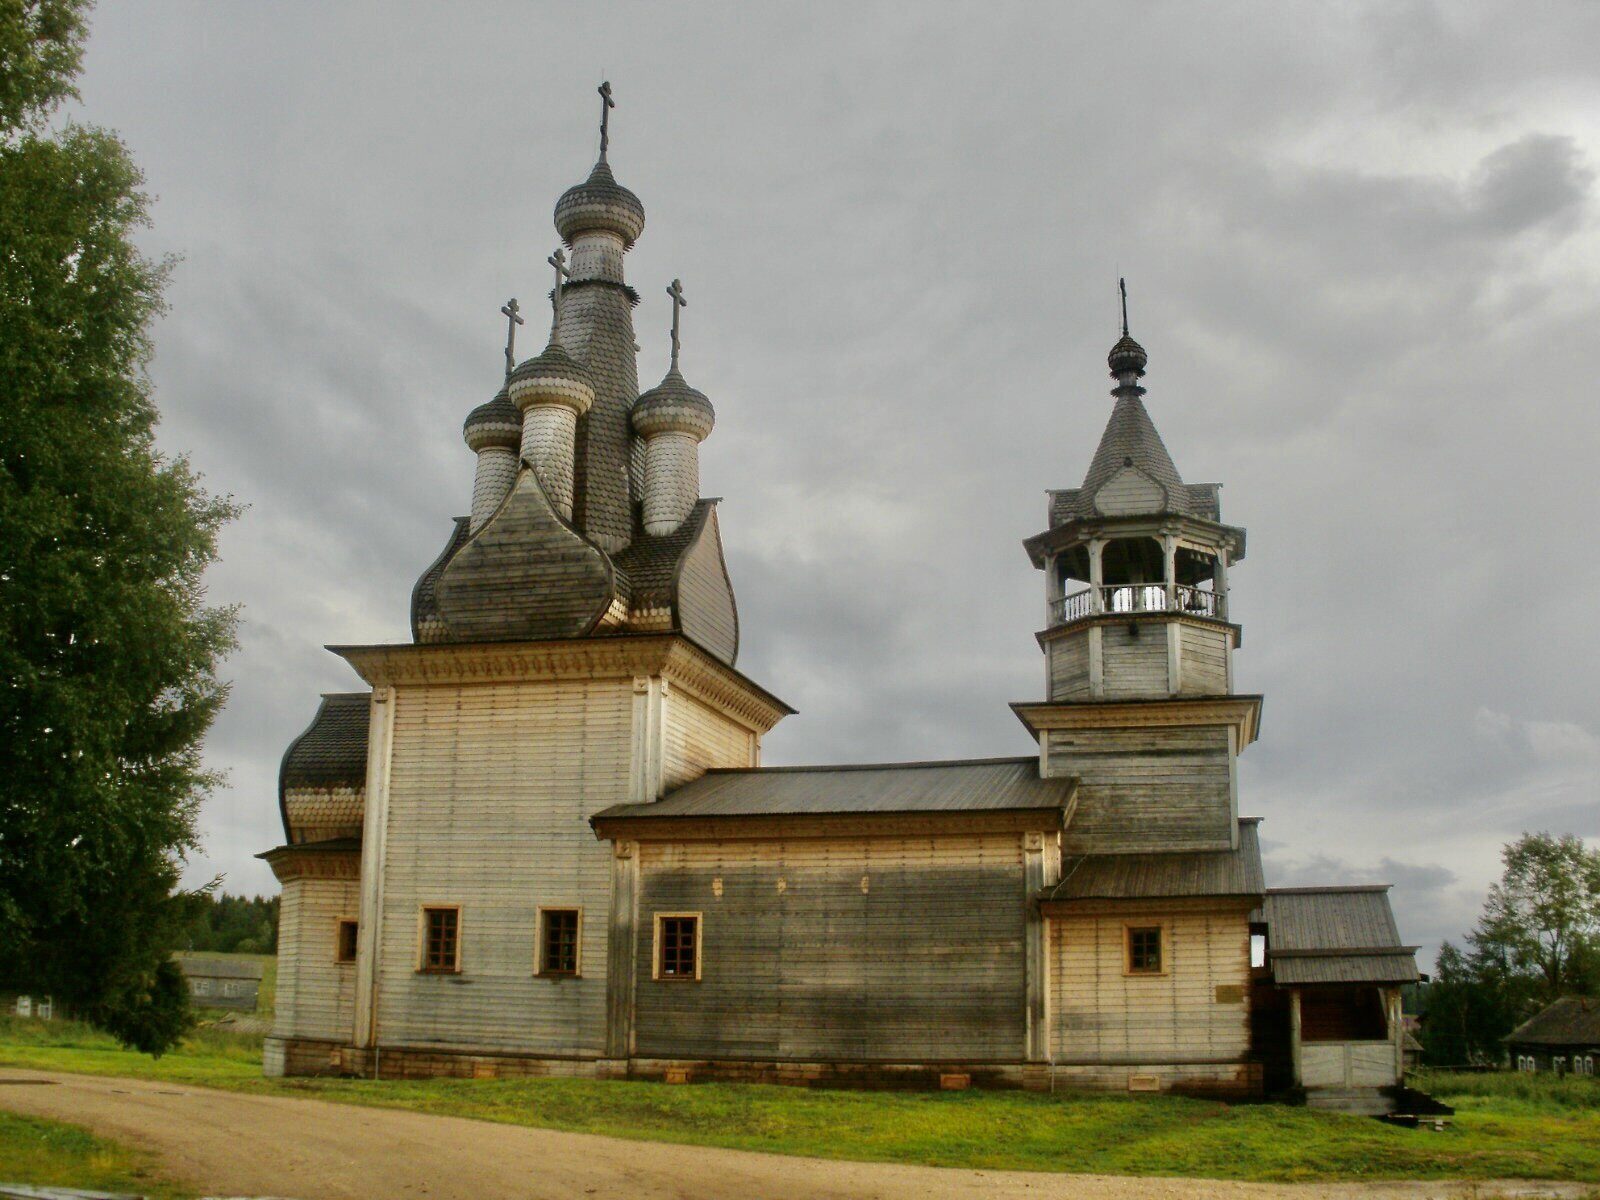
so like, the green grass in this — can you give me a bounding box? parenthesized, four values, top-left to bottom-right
(3, 1018, 1600, 1184)
(0, 1108, 188, 1197)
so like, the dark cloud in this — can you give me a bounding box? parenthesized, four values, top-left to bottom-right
(68, 2, 1600, 969)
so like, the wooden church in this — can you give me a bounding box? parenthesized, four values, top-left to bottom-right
(262, 88, 1419, 1106)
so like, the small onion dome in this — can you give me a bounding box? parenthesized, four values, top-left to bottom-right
(554, 160, 646, 249)
(631, 368, 715, 441)
(506, 340, 595, 415)
(1108, 333, 1148, 378)
(462, 388, 522, 452)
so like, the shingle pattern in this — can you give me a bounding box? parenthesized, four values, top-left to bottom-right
(595, 756, 1076, 821)
(633, 368, 714, 440)
(1043, 818, 1264, 901)
(409, 517, 471, 642)
(1506, 996, 1600, 1047)
(612, 500, 714, 610)
(463, 389, 522, 451)
(1059, 390, 1195, 520)
(559, 280, 641, 553)
(279, 693, 370, 793)
(1256, 887, 1419, 985)
(554, 160, 646, 248)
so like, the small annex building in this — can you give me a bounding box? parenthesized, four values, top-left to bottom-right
(261, 87, 1419, 1103)
(1507, 997, 1600, 1076)
(177, 957, 265, 1013)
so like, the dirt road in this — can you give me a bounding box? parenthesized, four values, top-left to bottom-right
(0, 1070, 1584, 1200)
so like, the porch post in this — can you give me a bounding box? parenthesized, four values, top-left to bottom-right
(1289, 988, 1303, 1087)
(1162, 534, 1177, 609)
(1088, 539, 1105, 612)
(1215, 548, 1230, 620)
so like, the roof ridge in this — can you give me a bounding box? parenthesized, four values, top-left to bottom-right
(702, 755, 1040, 776)
(1266, 884, 1392, 894)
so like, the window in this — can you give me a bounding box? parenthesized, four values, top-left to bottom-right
(191, 978, 212, 996)
(1249, 931, 1267, 969)
(654, 913, 701, 981)
(14, 996, 30, 1018)
(36, 996, 52, 1021)
(336, 918, 359, 963)
(420, 906, 461, 973)
(1125, 925, 1164, 975)
(537, 908, 582, 976)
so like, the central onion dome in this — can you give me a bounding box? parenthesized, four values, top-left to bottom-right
(631, 367, 714, 442)
(1108, 333, 1148, 378)
(462, 387, 521, 452)
(554, 161, 646, 249)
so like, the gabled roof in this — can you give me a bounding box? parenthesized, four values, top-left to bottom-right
(1506, 996, 1600, 1047)
(1041, 818, 1264, 903)
(1256, 886, 1419, 985)
(594, 756, 1076, 822)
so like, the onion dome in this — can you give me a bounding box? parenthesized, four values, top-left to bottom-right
(631, 367, 715, 442)
(1108, 333, 1148, 378)
(462, 387, 522, 452)
(506, 340, 595, 415)
(554, 161, 646, 249)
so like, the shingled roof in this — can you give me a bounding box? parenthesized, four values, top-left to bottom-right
(1041, 818, 1264, 903)
(1256, 886, 1420, 985)
(594, 756, 1076, 822)
(277, 693, 369, 840)
(1506, 996, 1600, 1047)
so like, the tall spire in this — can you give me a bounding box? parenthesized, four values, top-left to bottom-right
(1119, 276, 1130, 337)
(597, 80, 615, 164)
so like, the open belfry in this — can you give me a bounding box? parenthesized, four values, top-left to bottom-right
(264, 87, 1420, 1108)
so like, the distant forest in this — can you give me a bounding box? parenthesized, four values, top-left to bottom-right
(180, 892, 279, 955)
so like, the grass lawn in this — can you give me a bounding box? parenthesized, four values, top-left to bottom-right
(2, 1016, 1599, 1185)
(0, 1107, 188, 1198)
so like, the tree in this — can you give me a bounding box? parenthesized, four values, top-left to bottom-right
(0, 0, 238, 1054)
(1470, 832, 1600, 1000)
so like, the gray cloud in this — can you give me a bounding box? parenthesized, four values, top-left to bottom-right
(67, 2, 1600, 965)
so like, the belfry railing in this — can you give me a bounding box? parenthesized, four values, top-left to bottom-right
(1051, 583, 1226, 626)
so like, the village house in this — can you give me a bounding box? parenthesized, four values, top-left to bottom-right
(1507, 997, 1600, 1076)
(176, 957, 264, 1013)
(261, 87, 1419, 1108)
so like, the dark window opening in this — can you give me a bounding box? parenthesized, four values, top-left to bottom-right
(1127, 925, 1164, 974)
(422, 907, 460, 973)
(336, 918, 359, 964)
(540, 909, 580, 976)
(659, 915, 699, 980)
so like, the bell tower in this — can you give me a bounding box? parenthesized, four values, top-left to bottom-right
(1015, 287, 1259, 855)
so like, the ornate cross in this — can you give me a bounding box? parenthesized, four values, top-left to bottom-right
(548, 248, 571, 331)
(1119, 277, 1129, 337)
(500, 298, 524, 377)
(598, 80, 615, 162)
(666, 278, 687, 369)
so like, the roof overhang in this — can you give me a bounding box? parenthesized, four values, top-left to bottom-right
(592, 804, 1073, 843)
(1011, 695, 1263, 746)
(1039, 894, 1260, 917)
(257, 838, 362, 883)
(1023, 515, 1247, 570)
(1034, 611, 1243, 651)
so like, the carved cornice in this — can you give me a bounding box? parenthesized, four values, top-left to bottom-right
(1024, 515, 1247, 568)
(329, 633, 792, 732)
(258, 843, 362, 883)
(1011, 695, 1263, 745)
(1035, 611, 1242, 650)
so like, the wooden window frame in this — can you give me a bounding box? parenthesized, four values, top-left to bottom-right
(334, 916, 359, 964)
(652, 912, 702, 982)
(1123, 922, 1168, 977)
(417, 905, 462, 974)
(535, 906, 583, 978)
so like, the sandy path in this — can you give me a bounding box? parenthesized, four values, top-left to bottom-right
(0, 1070, 1584, 1200)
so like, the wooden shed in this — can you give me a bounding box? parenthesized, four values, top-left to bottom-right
(177, 956, 264, 1012)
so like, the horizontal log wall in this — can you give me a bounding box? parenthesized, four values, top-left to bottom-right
(273, 876, 359, 1043)
(662, 685, 756, 792)
(632, 834, 1029, 1062)
(373, 679, 633, 1055)
(1048, 635, 1091, 701)
(1100, 623, 1169, 698)
(1177, 623, 1231, 696)
(1050, 909, 1251, 1088)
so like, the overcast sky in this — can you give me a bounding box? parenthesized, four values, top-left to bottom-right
(71, 2, 1600, 967)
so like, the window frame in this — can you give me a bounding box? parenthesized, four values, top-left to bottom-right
(535, 906, 584, 978)
(1123, 922, 1168, 977)
(418, 905, 462, 974)
(335, 916, 359, 964)
(652, 912, 703, 982)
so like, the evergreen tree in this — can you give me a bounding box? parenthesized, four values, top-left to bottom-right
(0, 0, 238, 1054)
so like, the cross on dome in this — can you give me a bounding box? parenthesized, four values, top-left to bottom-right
(667, 277, 687, 370)
(548, 248, 572, 330)
(597, 80, 615, 163)
(500, 298, 524, 379)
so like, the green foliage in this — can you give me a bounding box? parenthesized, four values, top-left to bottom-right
(0, 0, 238, 1054)
(180, 892, 279, 955)
(0, 1108, 187, 1198)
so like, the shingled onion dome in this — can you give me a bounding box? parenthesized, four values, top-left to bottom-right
(555, 160, 646, 250)
(507, 341, 595, 521)
(632, 367, 714, 536)
(462, 387, 523, 532)
(1108, 333, 1148, 381)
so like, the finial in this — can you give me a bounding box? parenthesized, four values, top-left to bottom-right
(500, 298, 524, 379)
(1108, 277, 1148, 382)
(547, 248, 572, 333)
(666, 278, 687, 370)
(1119, 277, 1129, 337)
(597, 80, 615, 163)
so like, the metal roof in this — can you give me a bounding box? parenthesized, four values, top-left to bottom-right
(1506, 996, 1600, 1047)
(594, 756, 1076, 821)
(1041, 818, 1264, 902)
(1257, 886, 1419, 986)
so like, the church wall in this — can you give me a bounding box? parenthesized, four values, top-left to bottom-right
(272, 875, 360, 1046)
(1047, 635, 1091, 701)
(1177, 622, 1231, 696)
(1049, 907, 1253, 1091)
(661, 685, 756, 793)
(372, 678, 633, 1056)
(1046, 725, 1234, 854)
(631, 834, 1029, 1062)
(1099, 623, 1169, 699)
